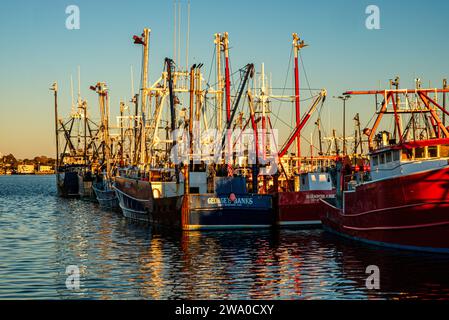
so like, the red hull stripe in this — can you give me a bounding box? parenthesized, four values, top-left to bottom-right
(342, 220, 449, 231)
(342, 200, 449, 217)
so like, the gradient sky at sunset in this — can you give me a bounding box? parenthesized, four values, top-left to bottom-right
(1, 0, 449, 158)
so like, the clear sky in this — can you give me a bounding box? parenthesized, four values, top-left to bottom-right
(1, 0, 449, 159)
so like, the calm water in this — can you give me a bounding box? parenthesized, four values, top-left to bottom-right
(1, 175, 449, 300)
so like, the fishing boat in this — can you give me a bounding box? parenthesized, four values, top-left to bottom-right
(275, 168, 335, 227)
(92, 177, 119, 209)
(320, 84, 449, 253)
(114, 172, 154, 221)
(113, 167, 273, 229)
(113, 29, 273, 229)
(56, 166, 81, 198)
(273, 89, 334, 227)
(89, 82, 121, 209)
(50, 75, 101, 199)
(260, 34, 335, 228)
(181, 175, 273, 230)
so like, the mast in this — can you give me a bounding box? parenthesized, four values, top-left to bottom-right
(223, 32, 232, 175)
(51, 82, 59, 174)
(140, 28, 151, 167)
(261, 63, 267, 193)
(354, 113, 363, 155)
(333, 129, 339, 156)
(91, 83, 111, 177)
(130, 65, 138, 165)
(292, 33, 307, 172)
(83, 100, 87, 171)
(133, 93, 139, 166)
(166, 58, 180, 184)
(261, 63, 267, 163)
(223, 32, 231, 124)
(443, 79, 447, 126)
(247, 89, 259, 193)
(195, 65, 202, 123)
(315, 118, 323, 155)
(214, 33, 223, 131)
(105, 89, 111, 176)
(186, 64, 196, 195)
(120, 101, 125, 165)
(195, 64, 203, 156)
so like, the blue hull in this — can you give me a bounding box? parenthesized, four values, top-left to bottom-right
(183, 194, 274, 230)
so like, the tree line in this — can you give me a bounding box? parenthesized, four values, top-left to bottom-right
(0, 154, 55, 170)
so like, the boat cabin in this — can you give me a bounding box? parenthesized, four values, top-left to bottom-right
(370, 140, 449, 181)
(299, 172, 333, 191)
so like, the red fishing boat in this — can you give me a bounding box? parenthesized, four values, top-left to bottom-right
(270, 34, 335, 227)
(321, 85, 449, 253)
(275, 169, 335, 227)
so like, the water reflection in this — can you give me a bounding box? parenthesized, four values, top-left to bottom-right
(1, 175, 449, 300)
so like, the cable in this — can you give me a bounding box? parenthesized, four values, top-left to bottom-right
(273, 47, 293, 128)
(299, 51, 313, 99)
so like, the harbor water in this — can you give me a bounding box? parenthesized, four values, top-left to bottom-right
(1, 175, 449, 300)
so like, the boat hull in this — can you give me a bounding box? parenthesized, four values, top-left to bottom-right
(320, 165, 449, 253)
(113, 177, 154, 222)
(275, 190, 335, 227)
(57, 172, 80, 198)
(92, 183, 119, 209)
(113, 177, 273, 230)
(180, 194, 274, 230)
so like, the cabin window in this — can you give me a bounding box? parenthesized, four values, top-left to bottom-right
(393, 150, 400, 161)
(440, 145, 449, 157)
(319, 174, 327, 182)
(379, 153, 385, 164)
(385, 152, 392, 163)
(372, 155, 379, 166)
(189, 187, 200, 194)
(415, 147, 426, 159)
(428, 146, 438, 158)
(401, 150, 412, 160)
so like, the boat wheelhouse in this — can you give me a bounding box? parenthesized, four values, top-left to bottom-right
(368, 137, 449, 182)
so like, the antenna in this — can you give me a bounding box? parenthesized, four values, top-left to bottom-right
(173, 1, 177, 64)
(70, 75, 75, 115)
(186, 0, 190, 71)
(77, 66, 81, 105)
(178, 1, 181, 69)
(130, 65, 135, 97)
